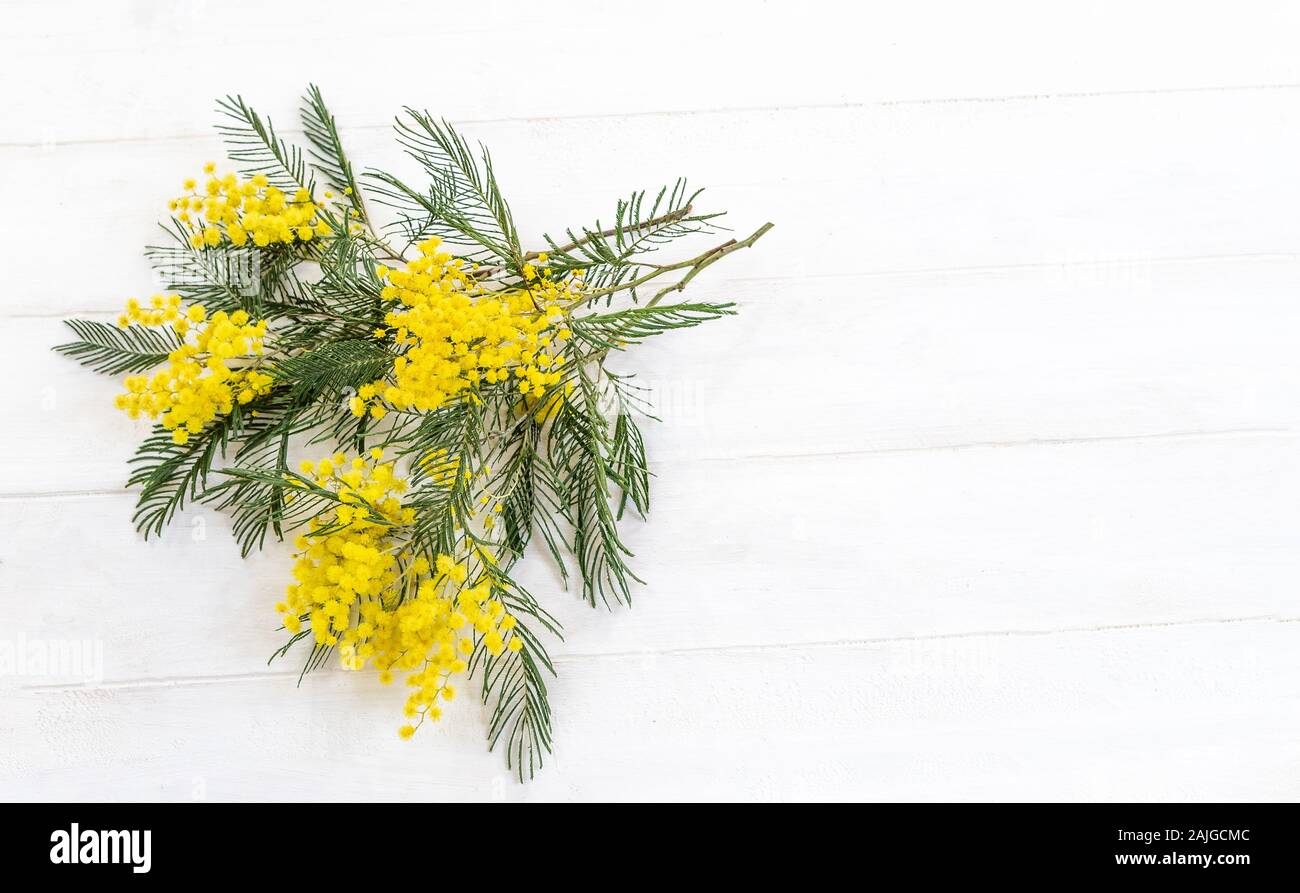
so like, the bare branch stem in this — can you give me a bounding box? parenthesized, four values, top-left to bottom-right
(569, 222, 774, 309)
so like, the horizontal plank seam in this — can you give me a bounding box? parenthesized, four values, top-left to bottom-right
(0, 426, 1293, 502)
(21, 614, 1299, 694)
(4, 81, 1300, 150)
(13, 250, 1300, 322)
(701, 426, 1298, 462)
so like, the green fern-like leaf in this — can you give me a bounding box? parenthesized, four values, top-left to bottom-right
(145, 219, 270, 315)
(569, 301, 737, 349)
(301, 84, 367, 222)
(271, 339, 394, 403)
(471, 568, 560, 781)
(548, 370, 643, 606)
(128, 412, 244, 538)
(382, 110, 520, 268)
(543, 180, 723, 294)
(54, 319, 181, 375)
(216, 94, 315, 194)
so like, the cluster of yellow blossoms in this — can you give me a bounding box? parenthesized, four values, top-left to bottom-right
(114, 298, 272, 444)
(118, 292, 192, 334)
(349, 239, 577, 421)
(279, 450, 523, 737)
(170, 164, 329, 249)
(280, 450, 412, 643)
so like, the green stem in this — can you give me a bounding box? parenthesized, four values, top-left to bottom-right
(570, 222, 773, 309)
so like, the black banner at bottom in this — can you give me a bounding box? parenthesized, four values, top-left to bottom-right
(0, 803, 1291, 880)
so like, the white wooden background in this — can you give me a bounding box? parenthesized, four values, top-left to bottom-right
(2, 0, 1299, 801)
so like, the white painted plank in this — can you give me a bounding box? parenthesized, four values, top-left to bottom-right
(13, 255, 1300, 493)
(6, 89, 1300, 317)
(3, 433, 1297, 685)
(4, 621, 1297, 800)
(5, 1, 1300, 145)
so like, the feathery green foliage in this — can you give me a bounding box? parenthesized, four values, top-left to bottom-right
(55, 318, 183, 375)
(217, 94, 315, 194)
(53, 85, 770, 781)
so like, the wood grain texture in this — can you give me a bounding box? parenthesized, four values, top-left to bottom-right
(2, 0, 1298, 801)
(4, 432, 1298, 686)
(9, 90, 1300, 315)
(6, 620, 1298, 801)
(15, 256, 1300, 492)
(5, 1, 1300, 145)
